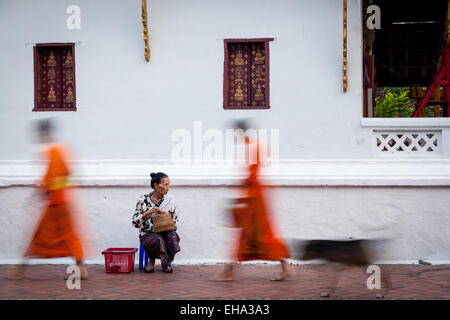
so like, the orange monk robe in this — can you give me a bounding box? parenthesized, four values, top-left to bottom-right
(25, 144, 84, 261)
(232, 140, 290, 262)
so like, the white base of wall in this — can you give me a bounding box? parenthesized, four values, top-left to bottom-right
(1, 259, 449, 266)
(2, 160, 450, 263)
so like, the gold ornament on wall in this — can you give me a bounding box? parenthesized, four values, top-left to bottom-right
(142, 0, 150, 62)
(343, 0, 348, 92)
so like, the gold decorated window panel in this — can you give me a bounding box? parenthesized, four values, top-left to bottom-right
(34, 44, 76, 111)
(225, 40, 270, 109)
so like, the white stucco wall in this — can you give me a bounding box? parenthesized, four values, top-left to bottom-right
(0, 0, 368, 160)
(1, 0, 450, 264)
(1, 184, 450, 264)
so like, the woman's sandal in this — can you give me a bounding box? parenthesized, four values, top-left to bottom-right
(143, 259, 155, 273)
(143, 266, 154, 273)
(162, 262, 173, 273)
(162, 266, 173, 273)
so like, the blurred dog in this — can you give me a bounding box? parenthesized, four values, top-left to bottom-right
(292, 239, 392, 298)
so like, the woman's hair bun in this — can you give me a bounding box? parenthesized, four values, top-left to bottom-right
(150, 172, 168, 188)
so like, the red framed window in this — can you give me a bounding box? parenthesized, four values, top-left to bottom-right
(33, 43, 76, 111)
(223, 38, 273, 109)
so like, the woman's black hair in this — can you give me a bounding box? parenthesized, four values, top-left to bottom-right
(150, 172, 168, 188)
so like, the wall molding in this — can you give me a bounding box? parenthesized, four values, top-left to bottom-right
(361, 118, 450, 128)
(2, 159, 450, 187)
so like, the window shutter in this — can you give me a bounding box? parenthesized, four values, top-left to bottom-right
(224, 39, 272, 110)
(34, 44, 76, 111)
(41, 48, 63, 108)
(61, 47, 75, 108)
(249, 42, 266, 107)
(228, 43, 250, 107)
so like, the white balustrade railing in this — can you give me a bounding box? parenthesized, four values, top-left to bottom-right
(374, 131, 441, 155)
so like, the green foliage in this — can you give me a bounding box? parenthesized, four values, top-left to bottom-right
(383, 87, 409, 95)
(374, 87, 414, 118)
(424, 106, 436, 117)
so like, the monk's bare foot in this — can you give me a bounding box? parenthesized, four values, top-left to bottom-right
(271, 269, 295, 281)
(271, 271, 287, 281)
(79, 264, 88, 280)
(210, 265, 234, 282)
(210, 271, 234, 281)
(271, 260, 295, 281)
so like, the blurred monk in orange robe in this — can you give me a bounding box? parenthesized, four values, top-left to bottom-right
(211, 120, 294, 281)
(17, 119, 88, 279)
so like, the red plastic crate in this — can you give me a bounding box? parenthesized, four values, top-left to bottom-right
(101, 248, 137, 273)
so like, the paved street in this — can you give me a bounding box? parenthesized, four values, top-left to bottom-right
(0, 263, 449, 300)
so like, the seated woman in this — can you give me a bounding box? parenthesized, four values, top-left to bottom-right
(132, 172, 180, 273)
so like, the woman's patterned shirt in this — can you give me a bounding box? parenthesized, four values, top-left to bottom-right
(132, 193, 178, 237)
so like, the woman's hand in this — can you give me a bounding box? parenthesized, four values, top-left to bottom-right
(157, 208, 168, 215)
(143, 207, 160, 219)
